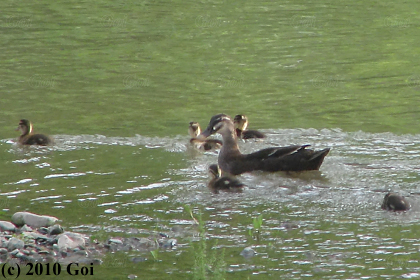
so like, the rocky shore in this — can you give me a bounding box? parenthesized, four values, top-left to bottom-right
(0, 212, 177, 267)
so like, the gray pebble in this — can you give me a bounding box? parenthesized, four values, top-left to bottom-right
(109, 238, 123, 244)
(49, 225, 64, 235)
(10, 249, 20, 256)
(20, 225, 33, 232)
(162, 239, 177, 249)
(131, 257, 147, 263)
(7, 237, 24, 251)
(0, 221, 17, 232)
(75, 250, 87, 256)
(240, 247, 256, 258)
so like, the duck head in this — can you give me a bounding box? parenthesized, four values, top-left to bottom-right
(188, 122, 201, 138)
(209, 164, 221, 179)
(233, 114, 249, 131)
(198, 114, 233, 139)
(16, 119, 32, 136)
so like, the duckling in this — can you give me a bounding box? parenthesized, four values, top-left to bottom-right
(208, 164, 245, 194)
(189, 121, 222, 151)
(234, 114, 265, 139)
(198, 114, 330, 175)
(381, 192, 410, 211)
(16, 119, 53, 145)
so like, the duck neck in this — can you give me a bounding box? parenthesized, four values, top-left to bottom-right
(21, 125, 31, 137)
(219, 126, 240, 154)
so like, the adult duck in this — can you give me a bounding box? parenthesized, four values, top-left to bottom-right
(381, 192, 410, 211)
(16, 119, 53, 145)
(188, 121, 222, 151)
(234, 114, 265, 139)
(208, 164, 245, 194)
(198, 114, 330, 175)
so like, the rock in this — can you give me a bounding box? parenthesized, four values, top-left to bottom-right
(240, 247, 256, 258)
(109, 238, 123, 244)
(74, 250, 87, 256)
(7, 237, 24, 251)
(22, 231, 45, 240)
(0, 221, 17, 232)
(0, 248, 8, 254)
(48, 225, 64, 235)
(138, 238, 156, 248)
(128, 274, 138, 279)
(57, 232, 85, 251)
(38, 250, 51, 255)
(21, 232, 54, 245)
(11, 212, 58, 228)
(10, 249, 20, 256)
(20, 225, 33, 232)
(38, 227, 49, 235)
(131, 257, 147, 263)
(161, 239, 177, 249)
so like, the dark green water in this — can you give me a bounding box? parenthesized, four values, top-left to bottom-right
(2, 0, 420, 279)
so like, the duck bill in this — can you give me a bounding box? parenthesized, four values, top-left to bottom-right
(197, 128, 212, 140)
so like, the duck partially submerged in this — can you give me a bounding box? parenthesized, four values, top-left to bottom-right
(208, 164, 245, 194)
(381, 192, 410, 211)
(16, 119, 53, 145)
(198, 114, 330, 175)
(234, 114, 265, 139)
(189, 121, 222, 151)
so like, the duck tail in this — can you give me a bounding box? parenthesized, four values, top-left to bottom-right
(308, 148, 330, 169)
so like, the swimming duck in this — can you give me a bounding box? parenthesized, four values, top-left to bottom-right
(198, 114, 330, 175)
(234, 114, 265, 139)
(208, 164, 245, 194)
(16, 119, 53, 145)
(381, 192, 410, 211)
(189, 121, 222, 151)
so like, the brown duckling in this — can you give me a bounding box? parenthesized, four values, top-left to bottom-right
(16, 119, 53, 145)
(381, 192, 410, 211)
(234, 114, 265, 139)
(208, 164, 245, 194)
(198, 114, 330, 175)
(189, 121, 222, 151)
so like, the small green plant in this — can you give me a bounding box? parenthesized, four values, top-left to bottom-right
(248, 214, 263, 241)
(185, 205, 226, 280)
(150, 249, 159, 261)
(184, 204, 198, 224)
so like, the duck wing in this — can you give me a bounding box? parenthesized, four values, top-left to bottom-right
(24, 134, 53, 145)
(244, 145, 308, 161)
(260, 147, 330, 172)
